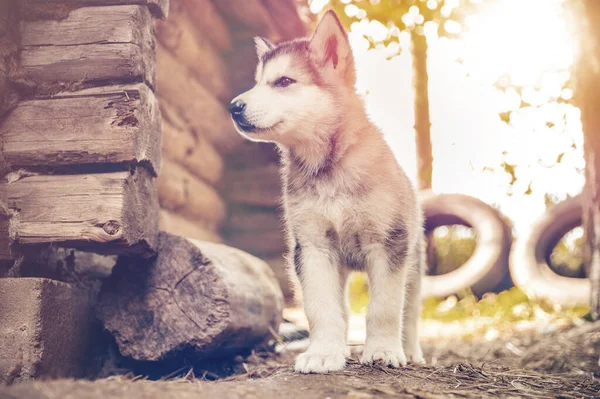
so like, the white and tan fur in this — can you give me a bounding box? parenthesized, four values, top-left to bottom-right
(228, 10, 425, 374)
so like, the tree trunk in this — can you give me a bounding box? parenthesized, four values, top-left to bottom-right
(577, 0, 600, 319)
(411, 31, 433, 191)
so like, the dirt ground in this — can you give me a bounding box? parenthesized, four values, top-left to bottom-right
(2, 321, 599, 399)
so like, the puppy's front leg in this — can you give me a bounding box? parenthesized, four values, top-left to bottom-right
(294, 242, 348, 373)
(361, 245, 408, 368)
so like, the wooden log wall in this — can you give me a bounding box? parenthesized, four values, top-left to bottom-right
(0, 0, 167, 269)
(150, 0, 306, 300)
(153, 0, 306, 268)
(219, 0, 307, 302)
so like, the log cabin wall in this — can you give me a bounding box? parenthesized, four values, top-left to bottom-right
(154, 0, 308, 301)
(0, 0, 167, 274)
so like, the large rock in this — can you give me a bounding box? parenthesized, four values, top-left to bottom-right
(0, 278, 91, 384)
(97, 232, 284, 362)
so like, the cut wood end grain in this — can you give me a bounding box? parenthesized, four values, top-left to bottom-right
(2, 168, 159, 256)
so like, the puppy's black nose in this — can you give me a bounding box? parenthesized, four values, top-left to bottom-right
(228, 100, 246, 116)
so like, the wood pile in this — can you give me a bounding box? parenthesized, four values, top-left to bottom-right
(0, 1, 167, 266)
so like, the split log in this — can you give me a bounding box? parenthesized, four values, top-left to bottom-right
(20, 5, 155, 89)
(214, 0, 281, 42)
(159, 210, 222, 243)
(157, 159, 227, 229)
(224, 164, 282, 207)
(97, 232, 284, 361)
(162, 119, 224, 185)
(156, 8, 230, 101)
(182, 0, 232, 51)
(0, 84, 161, 174)
(1, 168, 158, 256)
(227, 229, 287, 257)
(23, 0, 169, 19)
(227, 206, 283, 233)
(156, 44, 243, 153)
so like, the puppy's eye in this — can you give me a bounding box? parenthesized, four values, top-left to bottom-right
(273, 76, 296, 88)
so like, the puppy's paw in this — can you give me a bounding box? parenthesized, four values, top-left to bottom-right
(361, 340, 406, 368)
(404, 343, 425, 365)
(294, 349, 347, 374)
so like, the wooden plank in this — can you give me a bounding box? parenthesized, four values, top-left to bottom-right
(224, 164, 282, 208)
(182, 0, 232, 51)
(0, 84, 161, 174)
(227, 206, 282, 234)
(156, 43, 243, 153)
(156, 9, 231, 101)
(157, 159, 227, 229)
(162, 119, 223, 185)
(224, 141, 280, 170)
(226, 229, 287, 257)
(24, 0, 169, 19)
(20, 5, 155, 89)
(159, 210, 222, 243)
(1, 169, 158, 255)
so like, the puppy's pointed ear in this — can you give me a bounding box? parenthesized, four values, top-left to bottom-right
(254, 36, 274, 59)
(309, 10, 353, 71)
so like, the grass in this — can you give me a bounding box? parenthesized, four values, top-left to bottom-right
(348, 272, 590, 340)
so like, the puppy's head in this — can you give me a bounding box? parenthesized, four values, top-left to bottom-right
(228, 10, 356, 146)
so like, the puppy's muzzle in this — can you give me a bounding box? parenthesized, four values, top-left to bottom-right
(228, 99, 256, 132)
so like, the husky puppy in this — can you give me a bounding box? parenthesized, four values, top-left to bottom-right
(228, 10, 425, 374)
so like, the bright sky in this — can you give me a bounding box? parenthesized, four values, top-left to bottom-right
(312, 0, 585, 236)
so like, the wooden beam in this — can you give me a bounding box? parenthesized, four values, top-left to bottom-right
(0, 84, 161, 174)
(224, 164, 282, 208)
(182, 0, 232, 51)
(159, 210, 222, 243)
(20, 5, 155, 89)
(226, 229, 287, 257)
(162, 119, 224, 185)
(156, 9, 231, 101)
(1, 168, 159, 256)
(156, 44, 243, 153)
(157, 159, 227, 229)
(224, 141, 280, 170)
(23, 0, 169, 19)
(227, 206, 282, 234)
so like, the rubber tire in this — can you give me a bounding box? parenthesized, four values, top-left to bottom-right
(420, 191, 513, 298)
(509, 195, 589, 306)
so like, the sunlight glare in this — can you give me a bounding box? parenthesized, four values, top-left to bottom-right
(460, 0, 575, 87)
